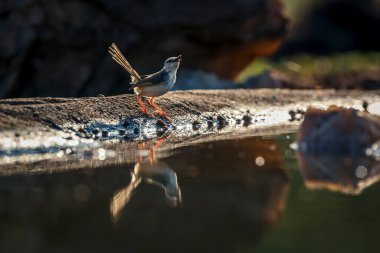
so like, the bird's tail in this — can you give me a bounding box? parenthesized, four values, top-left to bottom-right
(108, 43, 141, 83)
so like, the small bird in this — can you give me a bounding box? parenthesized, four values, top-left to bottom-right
(108, 43, 182, 121)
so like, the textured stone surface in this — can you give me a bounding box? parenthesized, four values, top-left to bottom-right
(0, 89, 378, 131)
(0, 89, 378, 173)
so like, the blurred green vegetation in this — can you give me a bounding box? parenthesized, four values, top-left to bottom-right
(237, 52, 380, 82)
(282, 0, 314, 23)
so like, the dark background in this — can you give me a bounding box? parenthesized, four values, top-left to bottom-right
(0, 0, 379, 98)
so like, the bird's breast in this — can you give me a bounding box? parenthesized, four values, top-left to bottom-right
(134, 82, 172, 97)
(133, 70, 177, 97)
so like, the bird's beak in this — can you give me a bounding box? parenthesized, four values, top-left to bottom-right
(176, 55, 183, 62)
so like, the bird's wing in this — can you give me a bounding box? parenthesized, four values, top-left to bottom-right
(108, 43, 141, 82)
(129, 71, 169, 90)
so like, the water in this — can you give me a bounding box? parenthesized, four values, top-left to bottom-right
(0, 132, 379, 253)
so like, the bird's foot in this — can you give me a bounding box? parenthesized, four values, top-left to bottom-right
(141, 109, 154, 118)
(156, 110, 172, 122)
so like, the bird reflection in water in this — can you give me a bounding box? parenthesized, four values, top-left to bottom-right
(110, 135, 182, 221)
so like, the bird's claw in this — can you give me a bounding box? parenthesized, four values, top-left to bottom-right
(156, 111, 172, 122)
(141, 109, 154, 118)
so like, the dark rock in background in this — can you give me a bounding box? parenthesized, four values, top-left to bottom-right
(277, 0, 380, 56)
(296, 106, 380, 194)
(297, 106, 380, 154)
(0, 0, 288, 98)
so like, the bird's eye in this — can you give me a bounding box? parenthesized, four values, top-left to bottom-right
(166, 58, 176, 64)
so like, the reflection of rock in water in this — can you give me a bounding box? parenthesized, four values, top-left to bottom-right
(111, 161, 182, 222)
(0, 137, 288, 253)
(297, 153, 380, 195)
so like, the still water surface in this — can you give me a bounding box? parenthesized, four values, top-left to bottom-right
(0, 133, 379, 253)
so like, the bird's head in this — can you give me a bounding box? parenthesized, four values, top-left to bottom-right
(163, 55, 182, 71)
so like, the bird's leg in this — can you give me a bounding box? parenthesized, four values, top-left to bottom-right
(148, 97, 164, 114)
(150, 134, 172, 163)
(148, 97, 172, 121)
(137, 94, 153, 117)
